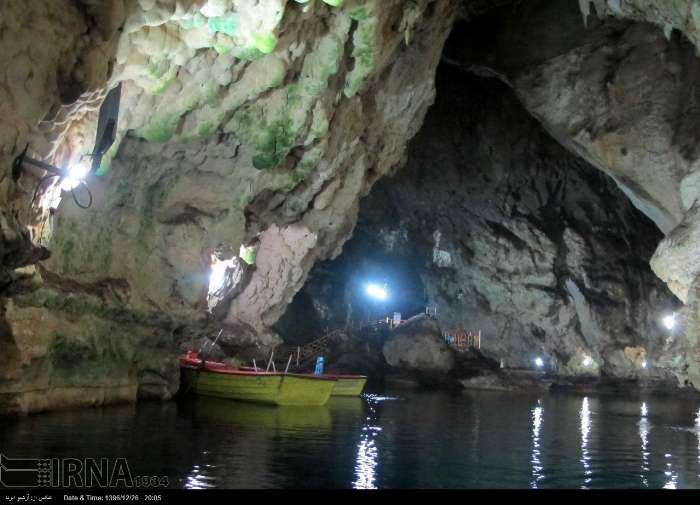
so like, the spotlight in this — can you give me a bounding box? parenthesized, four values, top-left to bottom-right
(534, 357, 544, 368)
(366, 283, 388, 301)
(210, 259, 228, 285)
(641, 360, 648, 369)
(662, 313, 676, 331)
(208, 255, 235, 293)
(60, 162, 91, 191)
(583, 356, 592, 367)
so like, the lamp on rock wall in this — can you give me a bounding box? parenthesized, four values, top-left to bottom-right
(60, 161, 91, 192)
(11, 83, 122, 210)
(662, 313, 676, 331)
(12, 148, 94, 209)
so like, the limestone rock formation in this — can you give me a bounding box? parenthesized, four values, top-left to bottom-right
(383, 315, 456, 375)
(0, 0, 457, 414)
(4, 0, 700, 413)
(448, 0, 700, 386)
(282, 66, 680, 382)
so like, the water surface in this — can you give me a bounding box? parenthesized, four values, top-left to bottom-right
(2, 389, 700, 489)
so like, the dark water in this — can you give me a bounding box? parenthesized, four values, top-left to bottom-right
(2, 389, 700, 489)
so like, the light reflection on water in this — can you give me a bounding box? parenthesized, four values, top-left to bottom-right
(3, 390, 700, 488)
(639, 402, 650, 487)
(353, 400, 379, 489)
(353, 437, 378, 489)
(530, 400, 543, 489)
(663, 453, 678, 489)
(185, 464, 217, 489)
(352, 394, 396, 489)
(697, 408, 700, 479)
(580, 397, 592, 489)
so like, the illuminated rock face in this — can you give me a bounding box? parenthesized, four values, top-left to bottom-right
(0, 0, 123, 284)
(0, 0, 457, 414)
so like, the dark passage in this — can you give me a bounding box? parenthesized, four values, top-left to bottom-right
(277, 40, 678, 379)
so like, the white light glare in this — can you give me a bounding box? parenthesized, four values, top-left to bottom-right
(209, 255, 234, 293)
(663, 313, 676, 331)
(366, 283, 388, 301)
(534, 357, 544, 368)
(641, 360, 648, 369)
(583, 356, 592, 367)
(60, 162, 91, 191)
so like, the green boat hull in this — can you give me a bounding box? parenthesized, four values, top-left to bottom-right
(181, 368, 336, 406)
(331, 377, 367, 397)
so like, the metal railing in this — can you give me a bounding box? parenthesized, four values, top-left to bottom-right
(443, 329, 481, 351)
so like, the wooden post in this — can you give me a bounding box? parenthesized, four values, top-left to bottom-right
(266, 350, 274, 372)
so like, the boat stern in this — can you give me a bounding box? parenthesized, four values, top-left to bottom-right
(277, 375, 336, 406)
(332, 377, 367, 397)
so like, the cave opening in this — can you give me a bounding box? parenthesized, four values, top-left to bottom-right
(276, 0, 683, 384)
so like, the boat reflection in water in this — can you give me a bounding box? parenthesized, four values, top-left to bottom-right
(179, 397, 337, 488)
(185, 396, 333, 433)
(327, 397, 364, 417)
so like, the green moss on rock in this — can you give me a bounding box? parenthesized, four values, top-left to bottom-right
(214, 44, 233, 55)
(198, 121, 215, 138)
(253, 116, 296, 170)
(136, 113, 179, 143)
(233, 47, 263, 61)
(208, 14, 239, 37)
(252, 33, 278, 54)
(345, 2, 377, 97)
(179, 13, 206, 30)
(300, 34, 343, 97)
(230, 27, 347, 169)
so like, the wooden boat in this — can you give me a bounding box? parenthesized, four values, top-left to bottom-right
(180, 352, 337, 406)
(325, 374, 368, 397)
(238, 365, 367, 396)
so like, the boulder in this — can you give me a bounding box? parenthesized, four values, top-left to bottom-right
(383, 315, 455, 374)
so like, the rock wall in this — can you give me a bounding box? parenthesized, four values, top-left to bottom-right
(0, 0, 124, 285)
(447, 0, 700, 387)
(0, 0, 457, 414)
(279, 65, 681, 381)
(4, 0, 700, 413)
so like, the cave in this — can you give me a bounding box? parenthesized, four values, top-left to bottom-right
(277, 49, 682, 381)
(3, 0, 700, 491)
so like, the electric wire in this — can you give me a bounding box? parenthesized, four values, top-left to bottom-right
(28, 172, 93, 211)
